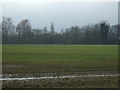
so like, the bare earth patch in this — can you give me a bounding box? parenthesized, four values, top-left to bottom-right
(1, 71, 119, 88)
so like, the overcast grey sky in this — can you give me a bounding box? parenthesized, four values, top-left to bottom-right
(2, 1, 118, 32)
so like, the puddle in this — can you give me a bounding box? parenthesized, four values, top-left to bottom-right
(0, 74, 119, 81)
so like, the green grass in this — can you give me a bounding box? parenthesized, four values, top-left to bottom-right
(2, 45, 118, 73)
(3, 45, 118, 62)
(2, 45, 119, 88)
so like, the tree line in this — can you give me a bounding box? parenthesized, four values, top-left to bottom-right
(1, 17, 120, 44)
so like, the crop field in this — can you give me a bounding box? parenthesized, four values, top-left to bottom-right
(2, 45, 119, 88)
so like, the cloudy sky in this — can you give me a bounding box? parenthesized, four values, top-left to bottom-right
(1, 0, 118, 32)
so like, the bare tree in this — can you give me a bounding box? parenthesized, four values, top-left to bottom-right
(16, 19, 32, 43)
(2, 17, 15, 43)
